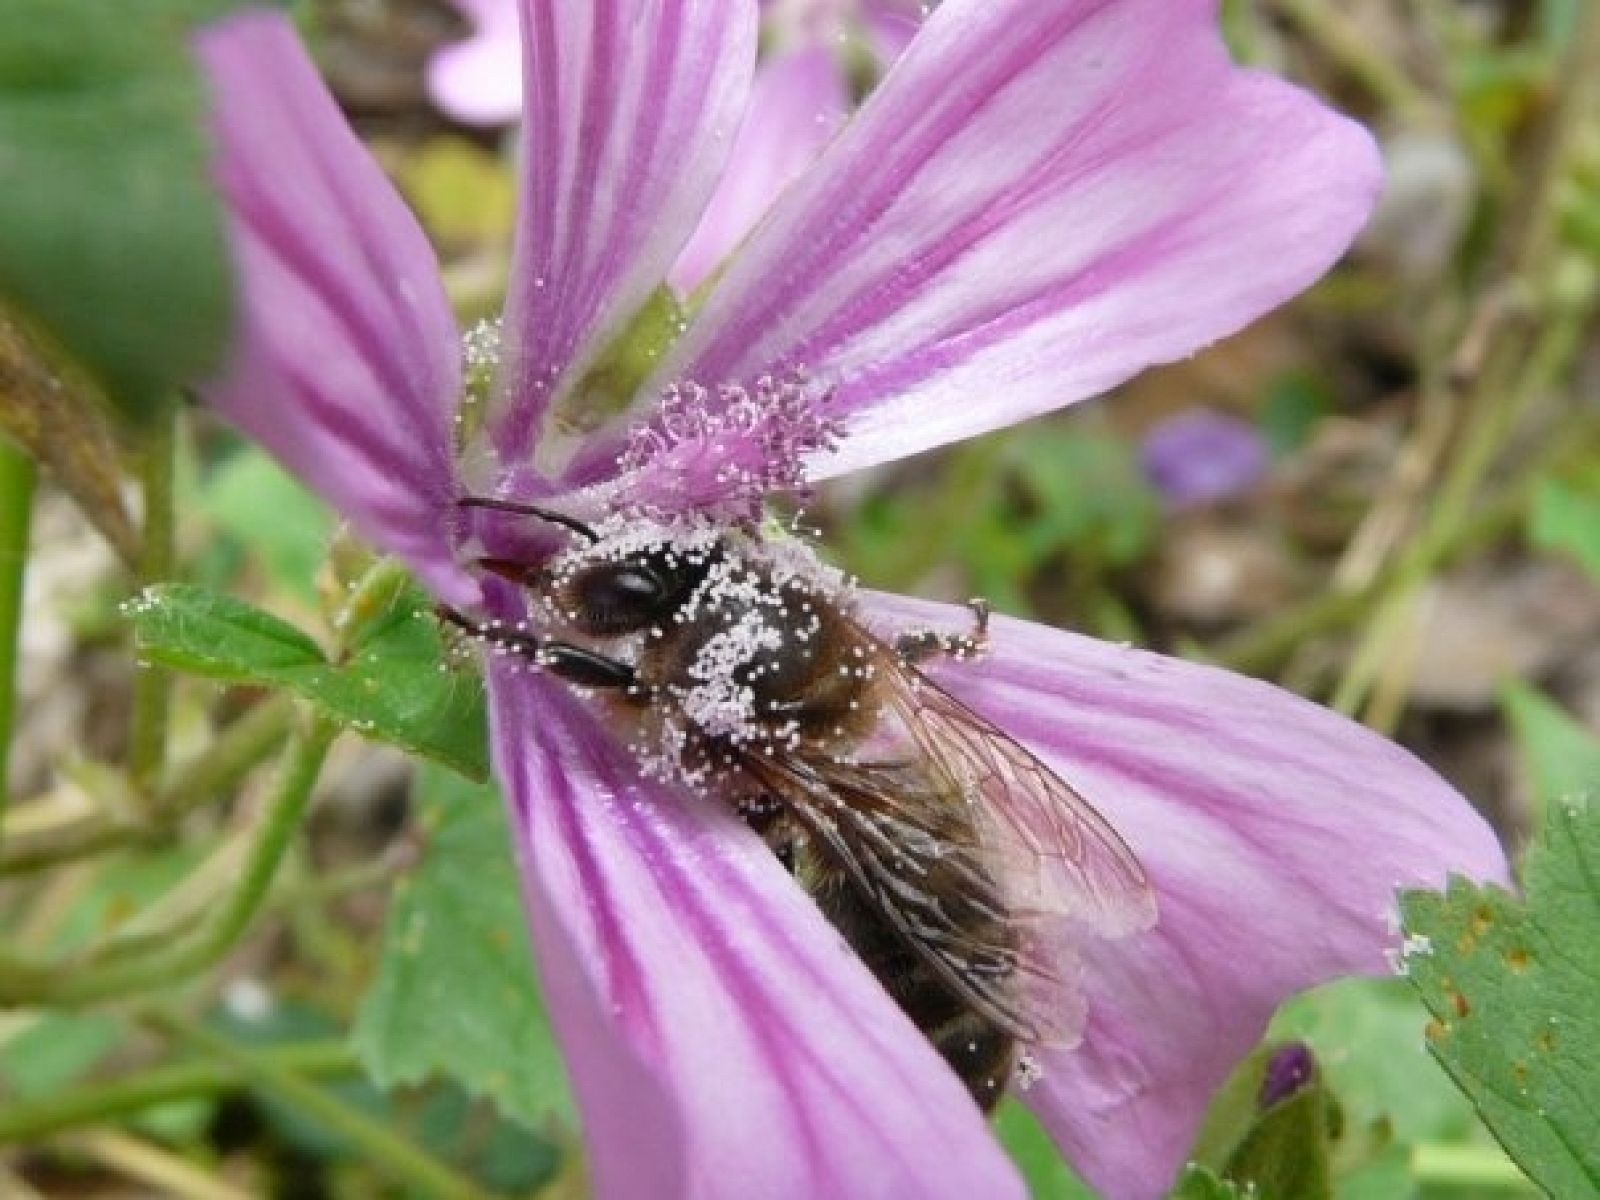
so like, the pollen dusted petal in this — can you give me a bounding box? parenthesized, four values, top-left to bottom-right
(490, 0, 759, 469)
(657, 0, 1383, 480)
(195, 13, 475, 605)
(859, 591, 1508, 1200)
(488, 662, 1026, 1200)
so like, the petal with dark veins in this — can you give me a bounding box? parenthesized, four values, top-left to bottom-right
(862, 591, 1507, 1200)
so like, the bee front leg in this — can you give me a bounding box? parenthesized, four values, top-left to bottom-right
(435, 605, 638, 691)
(894, 598, 991, 665)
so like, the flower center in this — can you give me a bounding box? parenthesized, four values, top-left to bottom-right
(604, 371, 843, 525)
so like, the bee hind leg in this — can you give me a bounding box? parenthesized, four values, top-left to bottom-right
(894, 598, 991, 666)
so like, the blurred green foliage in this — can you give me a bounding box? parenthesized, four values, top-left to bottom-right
(0, 0, 257, 420)
(3, 0, 1598, 1197)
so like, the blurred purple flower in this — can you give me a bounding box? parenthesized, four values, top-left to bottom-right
(1142, 407, 1272, 509)
(431, 0, 923, 290)
(195, 3, 1506, 1198)
(429, 0, 523, 125)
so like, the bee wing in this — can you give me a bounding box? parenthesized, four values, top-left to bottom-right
(739, 748, 1055, 1045)
(873, 646, 1159, 940)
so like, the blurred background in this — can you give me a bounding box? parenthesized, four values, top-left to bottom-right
(2, 0, 1598, 1196)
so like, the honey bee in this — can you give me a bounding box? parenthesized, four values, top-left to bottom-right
(443, 497, 1157, 1109)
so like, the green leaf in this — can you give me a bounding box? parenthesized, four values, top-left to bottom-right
(200, 447, 333, 601)
(353, 766, 573, 1131)
(125, 584, 325, 678)
(127, 583, 489, 779)
(0, 0, 243, 419)
(215, 1000, 560, 1191)
(1007, 429, 1160, 569)
(1530, 478, 1600, 583)
(0, 1013, 124, 1100)
(1503, 684, 1600, 816)
(1259, 373, 1333, 457)
(993, 1099, 1096, 1200)
(1400, 797, 1600, 1198)
(1271, 978, 1477, 1146)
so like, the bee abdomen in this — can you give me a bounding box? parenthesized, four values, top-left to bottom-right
(928, 1009, 1016, 1112)
(805, 857, 1018, 1112)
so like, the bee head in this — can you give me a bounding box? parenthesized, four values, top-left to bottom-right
(562, 543, 712, 638)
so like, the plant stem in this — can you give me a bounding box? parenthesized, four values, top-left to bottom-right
(66, 1129, 254, 1200)
(1269, 0, 1434, 118)
(142, 1008, 499, 1200)
(0, 692, 298, 876)
(0, 712, 336, 1004)
(1411, 1141, 1536, 1190)
(1213, 470, 1528, 676)
(0, 436, 36, 829)
(1334, 298, 1592, 718)
(129, 401, 178, 799)
(0, 1041, 357, 1144)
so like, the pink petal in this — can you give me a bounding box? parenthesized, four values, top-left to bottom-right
(490, 0, 759, 471)
(488, 659, 1025, 1200)
(669, 47, 850, 296)
(195, 14, 475, 605)
(862, 0, 921, 65)
(659, 0, 1382, 480)
(428, 0, 524, 126)
(861, 592, 1507, 1200)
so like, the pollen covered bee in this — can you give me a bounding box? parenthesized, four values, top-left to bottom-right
(443, 497, 1156, 1109)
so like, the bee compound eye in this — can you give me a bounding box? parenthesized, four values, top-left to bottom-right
(571, 561, 676, 635)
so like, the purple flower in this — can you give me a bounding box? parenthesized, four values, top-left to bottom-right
(429, 0, 918, 291)
(1142, 407, 1272, 509)
(194, 3, 1506, 1198)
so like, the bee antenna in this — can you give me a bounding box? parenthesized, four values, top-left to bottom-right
(458, 496, 598, 543)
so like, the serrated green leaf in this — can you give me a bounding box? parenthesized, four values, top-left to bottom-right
(126, 584, 325, 678)
(128, 583, 488, 779)
(353, 767, 572, 1131)
(1400, 797, 1600, 1198)
(0, 0, 243, 419)
(1530, 479, 1600, 582)
(312, 589, 489, 779)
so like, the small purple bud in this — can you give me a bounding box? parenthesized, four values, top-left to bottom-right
(1259, 1042, 1318, 1109)
(1140, 408, 1270, 509)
